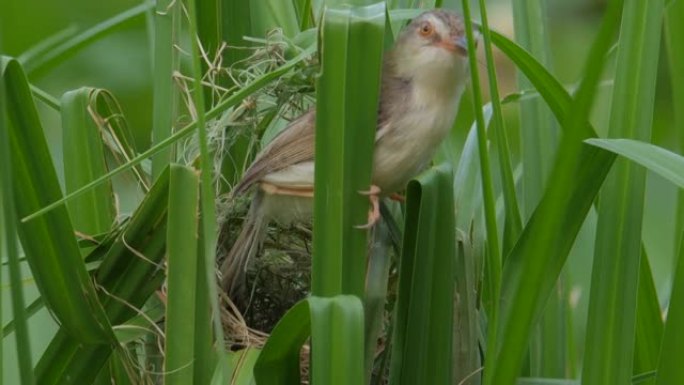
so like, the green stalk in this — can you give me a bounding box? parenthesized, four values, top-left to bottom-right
(184, 0, 226, 379)
(151, 0, 180, 179)
(477, 0, 522, 256)
(461, 0, 501, 381)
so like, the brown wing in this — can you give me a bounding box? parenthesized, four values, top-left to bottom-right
(232, 109, 316, 196)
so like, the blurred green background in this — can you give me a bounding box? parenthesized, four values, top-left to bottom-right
(0, 0, 677, 382)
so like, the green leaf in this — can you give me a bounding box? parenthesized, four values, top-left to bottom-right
(2, 56, 114, 344)
(488, 0, 625, 380)
(37, 167, 171, 383)
(165, 164, 200, 385)
(254, 300, 311, 384)
(665, 0, 684, 249)
(461, 1, 501, 381)
(23, 2, 153, 75)
(390, 164, 456, 385)
(250, 0, 299, 37)
(309, 296, 365, 385)
(477, 0, 522, 257)
(582, 1, 665, 382)
(655, 234, 684, 384)
(185, 0, 228, 378)
(61, 88, 116, 235)
(151, 0, 181, 179)
(22, 45, 315, 222)
(312, 3, 385, 297)
(633, 250, 663, 383)
(1, 52, 35, 385)
(585, 139, 684, 189)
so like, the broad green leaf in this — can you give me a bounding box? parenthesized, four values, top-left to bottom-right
(312, 3, 385, 297)
(35, 329, 112, 385)
(36, 168, 171, 383)
(254, 300, 311, 384)
(250, 0, 299, 37)
(165, 165, 200, 385)
(309, 296, 365, 385)
(655, 234, 684, 384)
(665, 0, 684, 249)
(585, 139, 684, 189)
(2, 56, 114, 344)
(228, 348, 260, 385)
(390, 164, 456, 385)
(582, 1, 664, 382)
(1, 53, 34, 385)
(151, 0, 181, 179)
(223, 0, 252, 66)
(61, 88, 116, 235)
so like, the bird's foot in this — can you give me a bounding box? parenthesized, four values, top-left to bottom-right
(355, 185, 381, 229)
(389, 192, 405, 202)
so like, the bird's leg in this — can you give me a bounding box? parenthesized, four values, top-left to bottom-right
(356, 185, 382, 229)
(389, 192, 406, 202)
(260, 182, 314, 197)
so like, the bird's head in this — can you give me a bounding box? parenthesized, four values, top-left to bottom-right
(390, 10, 477, 95)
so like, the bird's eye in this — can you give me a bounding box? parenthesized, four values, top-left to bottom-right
(419, 22, 434, 37)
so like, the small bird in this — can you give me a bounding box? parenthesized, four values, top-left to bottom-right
(221, 9, 475, 294)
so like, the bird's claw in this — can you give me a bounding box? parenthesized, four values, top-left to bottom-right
(355, 185, 381, 229)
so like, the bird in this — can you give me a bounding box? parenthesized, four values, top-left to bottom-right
(221, 9, 476, 295)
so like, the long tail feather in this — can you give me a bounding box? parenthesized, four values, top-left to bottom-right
(220, 191, 267, 296)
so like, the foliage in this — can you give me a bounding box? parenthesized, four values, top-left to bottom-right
(0, 0, 681, 384)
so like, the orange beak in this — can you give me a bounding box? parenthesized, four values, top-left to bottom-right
(435, 36, 469, 57)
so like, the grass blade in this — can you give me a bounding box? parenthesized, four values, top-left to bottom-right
(61, 88, 116, 235)
(489, 0, 625, 380)
(165, 164, 200, 385)
(254, 300, 311, 384)
(250, 0, 299, 37)
(581, 0, 664, 383)
(151, 0, 180, 179)
(511, 0, 556, 218)
(633, 250, 663, 383)
(476, 0, 522, 256)
(665, 0, 684, 254)
(655, 234, 684, 384)
(312, 3, 385, 297)
(22, 45, 315, 223)
(36, 168, 170, 383)
(585, 139, 684, 189)
(461, 3, 501, 381)
(185, 0, 227, 378)
(3, 57, 114, 343)
(309, 296, 365, 385)
(389, 164, 456, 385)
(1, 54, 34, 385)
(24, 2, 153, 75)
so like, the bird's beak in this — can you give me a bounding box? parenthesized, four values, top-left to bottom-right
(436, 35, 473, 57)
(453, 35, 469, 57)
